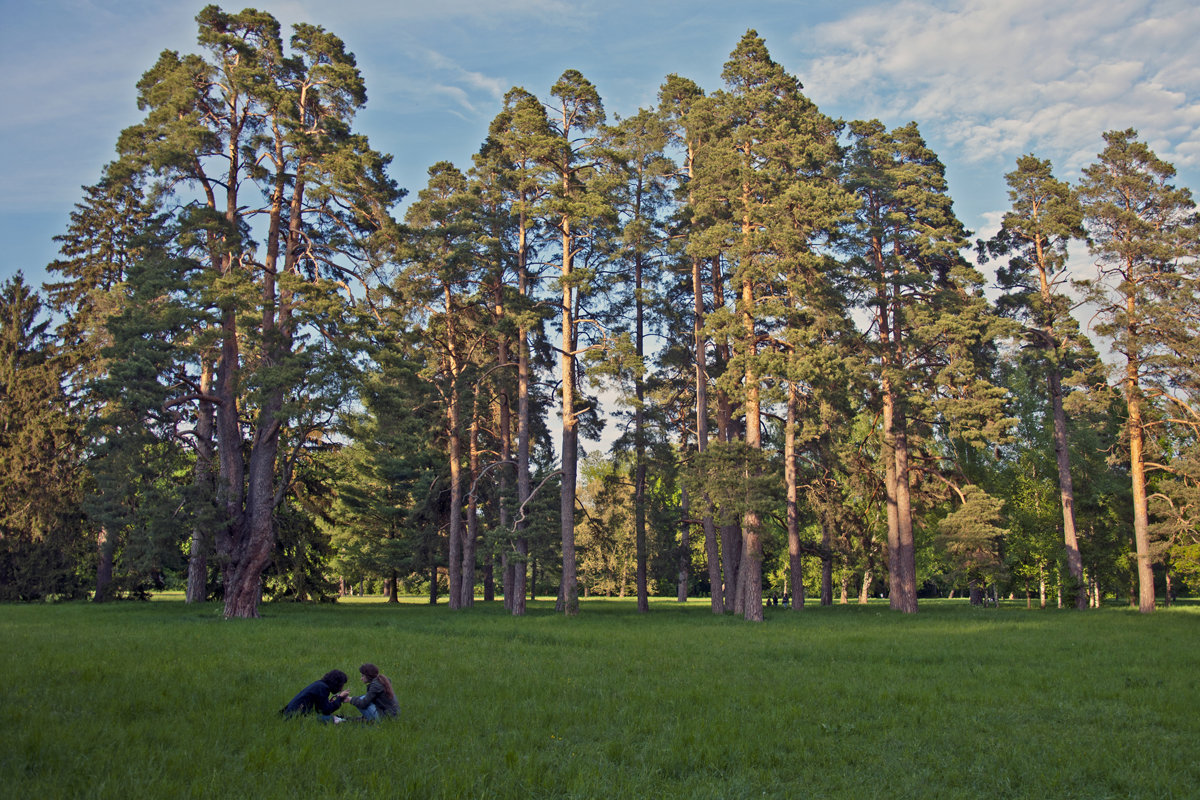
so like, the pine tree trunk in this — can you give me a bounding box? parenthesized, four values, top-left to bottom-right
(821, 519, 833, 606)
(94, 527, 113, 602)
(678, 486, 690, 602)
(693, 255, 723, 614)
(1034, 240, 1087, 610)
(462, 415, 481, 608)
(1127, 376, 1156, 613)
(892, 410, 918, 613)
(712, 256, 741, 605)
(222, 380, 284, 619)
(512, 223, 532, 617)
(502, 553, 514, 611)
(1048, 366, 1086, 609)
(786, 385, 803, 610)
(186, 360, 215, 604)
(739, 271, 763, 623)
(634, 252, 649, 613)
(881, 385, 902, 609)
(447, 400, 464, 610)
(559, 228, 579, 616)
(185, 528, 207, 604)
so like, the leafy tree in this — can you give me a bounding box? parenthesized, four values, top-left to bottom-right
(658, 72, 727, 613)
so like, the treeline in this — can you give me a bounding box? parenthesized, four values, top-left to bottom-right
(2, 7, 1198, 617)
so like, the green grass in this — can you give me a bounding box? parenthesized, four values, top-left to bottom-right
(2, 597, 1198, 799)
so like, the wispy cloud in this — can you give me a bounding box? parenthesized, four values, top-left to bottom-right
(798, 0, 1200, 176)
(421, 48, 509, 108)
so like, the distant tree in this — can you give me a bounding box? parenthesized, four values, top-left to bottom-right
(1077, 128, 1200, 613)
(0, 275, 88, 600)
(936, 485, 1008, 604)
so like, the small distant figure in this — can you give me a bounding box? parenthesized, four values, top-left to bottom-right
(280, 669, 350, 723)
(345, 662, 399, 722)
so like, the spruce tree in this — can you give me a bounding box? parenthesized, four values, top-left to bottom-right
(0, 275, 87, 600)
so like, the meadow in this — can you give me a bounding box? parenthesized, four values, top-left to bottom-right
(2, 596, 1197, 799)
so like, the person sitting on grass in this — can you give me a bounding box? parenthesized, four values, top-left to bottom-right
(280, 669, 350, 723)
(345, 663, 399, 722)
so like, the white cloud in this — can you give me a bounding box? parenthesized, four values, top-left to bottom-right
(798, 0, 1200, 175)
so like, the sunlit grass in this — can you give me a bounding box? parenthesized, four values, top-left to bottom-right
(2, 598, 1197, 798)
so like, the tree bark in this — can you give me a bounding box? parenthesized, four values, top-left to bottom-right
(462, 413, 481, 608)
(1049, 365, 1086, 609)
(1031, 227, 1087, 610)
(1127, 358, 1156, 614)
(739, 270, 763, 622)
(446, 395, 465, 610)
(892, 409, 918, 613)
(820, 519, 834, 606)
(186, 359, 215, 604)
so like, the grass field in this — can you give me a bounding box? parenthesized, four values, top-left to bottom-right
(2, 596, 1198, 799)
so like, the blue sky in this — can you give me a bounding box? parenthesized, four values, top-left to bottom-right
(3, 0, 1198, 289)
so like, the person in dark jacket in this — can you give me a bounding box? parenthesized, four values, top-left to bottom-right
(345, 662, 399, 721)
(280, 669, 349, 722)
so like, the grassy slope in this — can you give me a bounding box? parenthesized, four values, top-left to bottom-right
(2, 598, 1197, 799)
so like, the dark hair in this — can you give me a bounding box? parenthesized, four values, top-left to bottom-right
(360, 662, 395, 700)
(322, 669, 348, 691)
